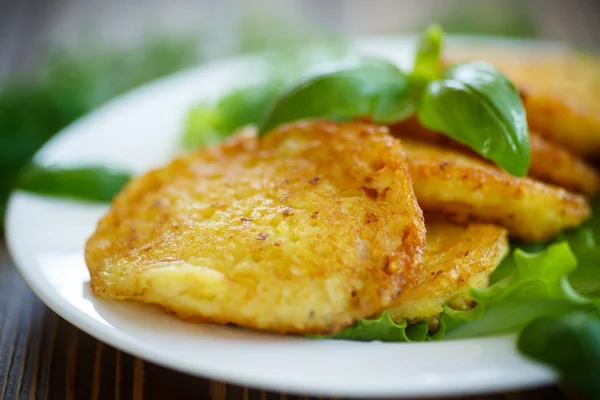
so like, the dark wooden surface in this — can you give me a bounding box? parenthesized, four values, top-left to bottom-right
(0, 239, 575, 400)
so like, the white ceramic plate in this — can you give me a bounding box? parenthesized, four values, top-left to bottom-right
(6, 36, 562, 398)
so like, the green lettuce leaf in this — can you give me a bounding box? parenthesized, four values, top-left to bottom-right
(324, 196, 600, 399)
(442, 198, 600, 340)
(328, 240, 598, 343)
(565, 229, 600, 299)
(315, 311, 428, 342)
(438, 241, 594, 339)
(518, 312, 600, 400)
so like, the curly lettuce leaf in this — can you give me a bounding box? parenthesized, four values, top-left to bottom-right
(441, 198, 600, 340)
(315, 312, 428, 342)
(438, 242, 592, 339)
(564, 229, 600, 299)
(326, 240, 598, 343)
(323, 200, 600, 398)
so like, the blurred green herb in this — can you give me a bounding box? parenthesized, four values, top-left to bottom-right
(0, 36, 198, 227)
(436, 3, 538, 38)
(182, 41, 349, 149)
(518, 312, 600, 399)
(15, 165, 132, 203)
(182, 81, 284, 150)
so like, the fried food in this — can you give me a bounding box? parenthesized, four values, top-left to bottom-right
(387, 221, 508, 327)
(391, 118, 600, 196)
(527, 132, 600, 196)
(445, 47, 600, 157)
(85, 121, 426, 334)
(401, 138, 590, 242)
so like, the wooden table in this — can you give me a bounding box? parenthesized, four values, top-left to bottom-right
(0, 240, 575, 399)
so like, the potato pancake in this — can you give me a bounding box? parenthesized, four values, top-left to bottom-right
(85, 121, 426, 334)
(445, 47, 600, 157)
(387, 221, 508, 327)
(402, 138, 590, 242)
(391, 118, 600, 196)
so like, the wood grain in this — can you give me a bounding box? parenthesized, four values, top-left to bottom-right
(0, 240, 572, 399)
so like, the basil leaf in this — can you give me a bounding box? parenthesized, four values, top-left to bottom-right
(258, 58, 413, 134)
(518, 312, 600, 400)
(412, 24, 444, 82)
(14, 164, 132, 203)
(417, 61, 530, 176)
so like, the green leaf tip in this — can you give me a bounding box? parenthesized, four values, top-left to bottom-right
(413, 23, 444, 82)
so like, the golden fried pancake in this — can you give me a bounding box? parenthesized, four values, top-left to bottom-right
(387, 221, 508, 327)
(401, 138, 590, 242)
(445, 47, 600, 157)
(526, 132, 600, 196)
(391, 118, 600, 196)
(85, 121, 426, 334)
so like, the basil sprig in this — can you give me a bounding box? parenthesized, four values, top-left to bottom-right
(258, 58, 413, 134)
(260, 24, 530, 176)
(13, 25, 531, 204)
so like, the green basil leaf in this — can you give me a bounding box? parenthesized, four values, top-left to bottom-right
(412, 24, 444, 82)
(258, 58, 413, 134)
(417, 61, 530, 176)
(14, 164, 132, 203)
(518, 312, 600, 400)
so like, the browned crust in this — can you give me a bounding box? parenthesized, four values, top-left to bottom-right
(399, 137, 590, 242)
(390, 117, 600, 196)
(85, 120, 426, 334)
